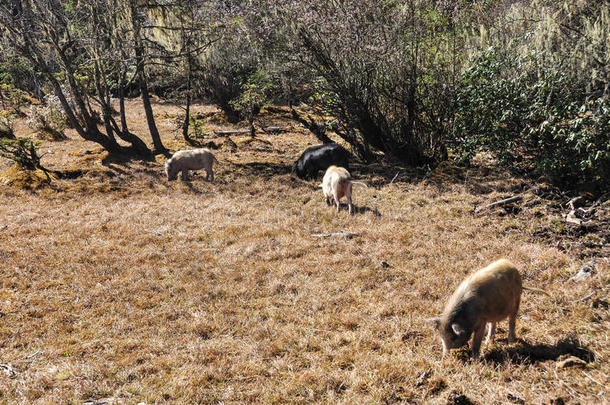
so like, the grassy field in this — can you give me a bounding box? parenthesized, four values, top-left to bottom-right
(0, 100, 608, 404)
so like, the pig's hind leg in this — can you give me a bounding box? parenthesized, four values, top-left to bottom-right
(346, 183, 354, 215)
(334, 193, 341, 212)
(485, 322, 496, 344)
(508, 296, 520, 344)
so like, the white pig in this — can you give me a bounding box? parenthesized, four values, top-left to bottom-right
(165, 148, 218, 182)
(319, 165, 366, 215)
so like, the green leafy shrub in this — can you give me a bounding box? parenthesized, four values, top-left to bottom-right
(452, 49, 610, 188)
(0, 55, 40, 100)
(190, 117, 207, 139)
(229, 70, 276, 126)
(0, 82, 28, 139)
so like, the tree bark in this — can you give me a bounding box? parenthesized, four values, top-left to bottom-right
(129, 0, 167, 154)
(183, 91, 194, 145)
(179, 17, 195, 146)
(119, 75, 129, 134)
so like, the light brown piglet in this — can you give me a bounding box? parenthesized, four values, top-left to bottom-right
(429, 259, 522, 358)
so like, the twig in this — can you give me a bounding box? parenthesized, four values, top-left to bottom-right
(311, 231, 360, 238)
(582, 371, 606, 388)
(21, 350, 42, 360)
(389, 171, 400, 184)
(573, 292, 595, 303)
(229, 375, 262, 382)
(567, 196, 584, 210)
(474, 195, 522, 213)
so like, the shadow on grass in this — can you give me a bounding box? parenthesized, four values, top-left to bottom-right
(184, 139, 220, 149)
(349, 161, 423, 187)
(357, 205, 382, 216)
(347, 204, 382, 216)
(230, 161, 292, 179)
(98, 152, 167, 181)
(319, 202, 382, 216)
(423, 160, 528, 194)
(482, 336, 595, 365)
(180, 180, 205, 194)
(101, 151, 155, 166)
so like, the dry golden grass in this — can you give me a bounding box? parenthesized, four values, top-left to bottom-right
(0, 100, 608, 404)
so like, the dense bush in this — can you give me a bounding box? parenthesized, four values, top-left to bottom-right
(199, 34, 261, 123)
(1, 0, 608, 189)
(253, 0, 457, 164)
(0, 81, 29, 139)
(0, 52, 41, 99)
(452, 49, 610, 187)
(0, 83, 29, 115)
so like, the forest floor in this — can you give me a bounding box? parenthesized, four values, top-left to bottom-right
(0, 99, 608, 404)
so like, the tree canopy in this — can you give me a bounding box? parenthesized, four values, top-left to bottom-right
(0, 0, 608, 188)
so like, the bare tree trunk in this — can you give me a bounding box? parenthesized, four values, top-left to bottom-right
(29, 38, 142, 155)
(183, 90, 194, 145)
(1, 0, 152, 156)
(182, 33, 195, 145)
(90, 3, 152, 157)
(139, 78, 165, 153)
(129, 0, 167, 155)
(119, 74, 129, 134)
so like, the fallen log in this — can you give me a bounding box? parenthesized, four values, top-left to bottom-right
(474, 195, 522, 213)
(214, 129, 251, 135)
(260, 126, 291, 133)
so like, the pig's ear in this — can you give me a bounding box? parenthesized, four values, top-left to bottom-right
(451, 323, 465, 336)
(426, 317, 441, 330)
